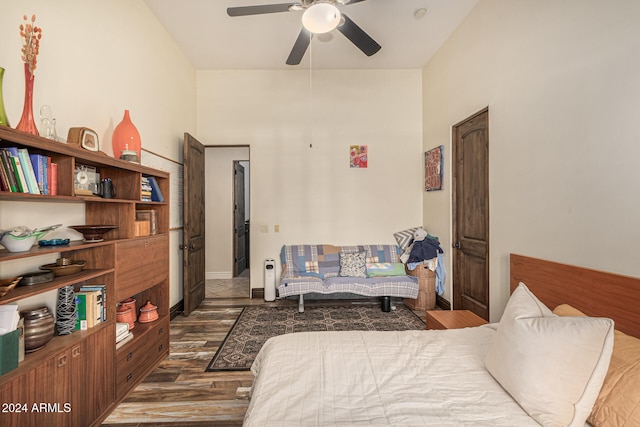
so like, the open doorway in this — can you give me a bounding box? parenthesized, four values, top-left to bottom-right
(233, 160, 250, 277)
(204, 146, 250, 282)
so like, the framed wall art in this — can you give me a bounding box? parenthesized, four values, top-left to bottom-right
(424, 145, 444, 191)
(350, 145, 368, 168)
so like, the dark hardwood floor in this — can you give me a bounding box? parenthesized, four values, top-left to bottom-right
(102, 272, 427, 426)
(102, 275, 257, 426)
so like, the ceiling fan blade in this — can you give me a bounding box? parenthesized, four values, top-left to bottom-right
(227, 3, 298, 17)
(286, 28, 312, 65)
(337, 14, 381, 57)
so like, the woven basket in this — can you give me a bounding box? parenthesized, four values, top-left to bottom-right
(0, 276, 22, 298)
(404, 265, 436, 310)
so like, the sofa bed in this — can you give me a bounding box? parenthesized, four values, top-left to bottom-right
(245, 254, 640, 426)
(278, 244, 419, 313)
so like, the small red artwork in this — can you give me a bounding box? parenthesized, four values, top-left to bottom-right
(425, 145, 443, 191)
(350, 145, 368, 168)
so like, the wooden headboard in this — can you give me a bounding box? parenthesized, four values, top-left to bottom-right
(510, 254, 640, 339)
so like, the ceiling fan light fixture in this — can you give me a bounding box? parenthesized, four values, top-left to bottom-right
(302, 3, 341, 34)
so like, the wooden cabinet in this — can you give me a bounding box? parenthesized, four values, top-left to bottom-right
(0, 127, 170, 426)
(115, 236, 169, 301)
(115, 317, 169, 401)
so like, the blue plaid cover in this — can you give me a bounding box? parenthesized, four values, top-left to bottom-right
(278, 244, 418, 299)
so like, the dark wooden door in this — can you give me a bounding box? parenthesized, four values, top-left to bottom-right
(452, 108, 490, 320)
(233, 161, 246, 276)
(182, 133, 206, 316)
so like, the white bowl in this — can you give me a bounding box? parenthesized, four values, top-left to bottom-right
(0, 234, 37, 252)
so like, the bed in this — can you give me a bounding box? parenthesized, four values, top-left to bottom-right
(243, 254, 640, 426)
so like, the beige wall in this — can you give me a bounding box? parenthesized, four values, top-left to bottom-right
(422, 0, 640, 321)
(197, 69, 424, 291)
(0, 0, 196, 309)
(8, 1, 634, 317)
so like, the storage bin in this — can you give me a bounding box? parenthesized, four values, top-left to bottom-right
(404, 264, 436, 310)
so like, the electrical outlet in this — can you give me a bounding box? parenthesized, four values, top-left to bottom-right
(274, 224, 280, 233)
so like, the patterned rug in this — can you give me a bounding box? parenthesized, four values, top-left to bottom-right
(206, 303, 426, 371)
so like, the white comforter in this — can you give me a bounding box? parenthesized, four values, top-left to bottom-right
(244, 325, 541, 426)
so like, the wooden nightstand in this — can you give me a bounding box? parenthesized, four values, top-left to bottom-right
(426, 310, 488, 330)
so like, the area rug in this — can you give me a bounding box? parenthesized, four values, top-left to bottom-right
(206, 303, 426, 371)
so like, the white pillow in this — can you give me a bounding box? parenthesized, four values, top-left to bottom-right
(484, 283, 614, 427)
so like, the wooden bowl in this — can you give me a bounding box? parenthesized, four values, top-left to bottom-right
(40, 261, 85, 277)
(68, 225, 117, 242)
(0, 276, 22, 298)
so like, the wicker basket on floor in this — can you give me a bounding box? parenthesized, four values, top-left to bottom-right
(404, 265, 436, 310)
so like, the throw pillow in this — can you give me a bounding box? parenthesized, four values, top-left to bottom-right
(339, 252, 367, 278)
(393, 227, 419, 251)
(554, 304, 640, 427)
(484, 283, 614, 427)
(366, 262, 406, 277)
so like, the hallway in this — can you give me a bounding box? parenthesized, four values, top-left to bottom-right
(206, 269, 250, 299)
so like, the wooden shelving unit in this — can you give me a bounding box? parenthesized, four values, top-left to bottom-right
(0, 126, 170, 426)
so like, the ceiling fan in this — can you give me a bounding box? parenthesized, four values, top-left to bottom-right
(227, 0, 381, 65)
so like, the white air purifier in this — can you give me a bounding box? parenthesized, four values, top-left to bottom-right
(264, 259, 276, 301)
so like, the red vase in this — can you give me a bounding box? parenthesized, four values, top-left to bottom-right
(15, 63, 39, 136)
(112, 110, 141, 160)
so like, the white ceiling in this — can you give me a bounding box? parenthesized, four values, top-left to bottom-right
(144, 0, 479, 70)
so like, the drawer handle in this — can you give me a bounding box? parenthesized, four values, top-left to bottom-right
(72, 346, 81, 358)
(127, 373, 133, 382)
(158, 344, 163, 352)
(158, 327, 163, 334)
(145, 241, 149, 248)
(58, 354, 67, 367)
(127, 352, 133, 361)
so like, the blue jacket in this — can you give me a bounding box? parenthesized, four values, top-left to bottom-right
(407, 239, 443, 264)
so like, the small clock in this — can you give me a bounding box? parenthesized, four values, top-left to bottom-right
(76, 169, 89, 186)
(67, 127, 100, 152)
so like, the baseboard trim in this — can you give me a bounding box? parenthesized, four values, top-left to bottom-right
(170, 300, 184, 319)
(436, 295, 451, 310)
(206, 272, 233, 280)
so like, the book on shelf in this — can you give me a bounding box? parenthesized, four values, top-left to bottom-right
(115, 321, 132, 349)
(136, 209, 158, 235)
(78, 285, 106, 322)
(75, 293, 89, 331)
(140, 175, 153, 202)
(0, 148, 56, 195)
(17, 149, 39, 194)
(10, 155, 28, 193)
(45, 156, 51, 195)
(115, 322, 129, 341)
(0, 149, 19, 192)
(147, 176, 164, 202)
(5, 148, 29, 193)
(75, 290, 103, 330)
(29, 153, 45, 194)
(50, 162, 58, 195)
(141, 176, 152, 201)
(0, 151, 11, 191)
(115, 332, 134, 350)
